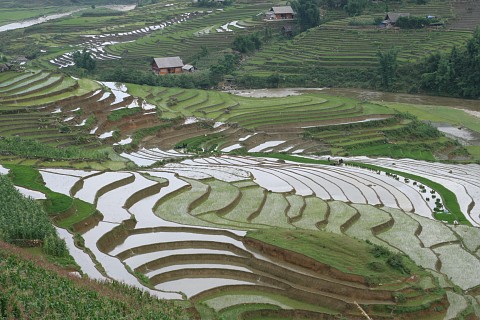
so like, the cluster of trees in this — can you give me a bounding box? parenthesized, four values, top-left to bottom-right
(290, 0, 320, 31)
(103, 53, 240, 89)
(396, 16, 439, 29)
(344, 0, 368, 16)
(232, 33, 262, 53)
(377, 48, 398, 89)
(419, 28, 480, 98)
(0, 175, 68, 257)
(72, 48, 96, 71)
(209, 53, 240, 82)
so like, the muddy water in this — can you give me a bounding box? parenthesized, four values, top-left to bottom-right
(110, 232, 247, 256)
(55, 227, 105, 281)
(147, 263, 252, 277)
(325, 88, 480, 111)
(155, 278, 256, 298)
(82, 221, 183, 299)
(228, 87, 479, 110)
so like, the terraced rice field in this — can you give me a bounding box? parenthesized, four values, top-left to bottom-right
(9, 155, 479, 318)
(104, 4, 268, 70)
(0, 70, 399, 155)
(324, 156, 480, 226)
(0, 71, 173, 149)
(241, 26, 472, 76)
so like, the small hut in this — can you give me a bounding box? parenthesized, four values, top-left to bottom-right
(382, 12, 410, 26)
(152, 56, 184, 75)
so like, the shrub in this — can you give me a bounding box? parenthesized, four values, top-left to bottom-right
(368, 261, 386, 272)
(387, 254, 411, 275)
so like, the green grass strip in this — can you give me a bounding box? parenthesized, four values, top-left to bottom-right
(107, 107, 142, 122)
(248, 153, 330, 165)
(56, 198, 97, 229)
(5, 164, 73, 214)
(347, 161, 469, 226)
(4, 165, 97, 226)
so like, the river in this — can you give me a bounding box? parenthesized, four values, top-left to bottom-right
(0, 5, 136, 33)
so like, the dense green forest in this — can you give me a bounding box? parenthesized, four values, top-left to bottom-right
(417, 28, 480, 98)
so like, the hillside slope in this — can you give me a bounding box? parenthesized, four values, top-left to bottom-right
(0, 241, 190, 319)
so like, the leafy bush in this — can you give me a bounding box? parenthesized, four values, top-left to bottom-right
(368, 261, 386, 272)
(396, 16, 437, 29)
(387, 254, 411, 275)
(72, 48, 96, 71)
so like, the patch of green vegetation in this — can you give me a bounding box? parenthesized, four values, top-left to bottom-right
(381, 102, 480, 135)
(248, 153, 330, 165)
(346, 143, 436, 161)
(175, 132, 224, 153)
(107, 107, 142, 122)
(55, 198, 97, 230)
(0, 175, 66, 253)
(5, 164, 72, 214)
(0, 241, 189, 319)
(246, 229, 426, 284)
(0, 137, 106, 160)
(466, 146, 480, 161)
(131, 123, 174, 145)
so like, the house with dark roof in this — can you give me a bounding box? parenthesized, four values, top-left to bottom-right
(382, 12, 410, 26)
(266, 6, 295, 20)
(152, 56, 184, 75)
(0, 64, 11, 72)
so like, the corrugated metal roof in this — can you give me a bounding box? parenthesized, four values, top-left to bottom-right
(153, 56, 184, 68)
(182, 64, 195, 71)
(270, 6, 294, 14)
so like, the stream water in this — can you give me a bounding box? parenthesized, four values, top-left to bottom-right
(0, 10, 81, 32)
(0, 5, 136, 33)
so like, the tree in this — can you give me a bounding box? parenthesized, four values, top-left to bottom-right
(345, 0, 367, 16)
(267, 73, 281, 88)
(72, 48, 96, 71)
(290, 0, 320, 31)
(232, 33, 262, 53)
(377, 48, 398, 89)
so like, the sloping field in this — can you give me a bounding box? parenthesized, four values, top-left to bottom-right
(329, 155, 480, 226)
(0, 71, 173, 150)
(10, 155, 480, 318)
(240, 26, 472, 77)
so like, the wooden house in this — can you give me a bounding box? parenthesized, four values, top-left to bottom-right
(281, 24, 294, 36)
(152, 56, 184, 75)
(0, 64, 11, 72)
(382, 12, 410, 26)
(266, 6, 295, 20)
